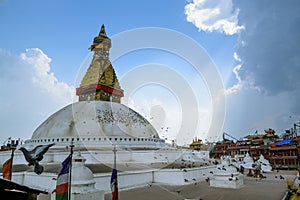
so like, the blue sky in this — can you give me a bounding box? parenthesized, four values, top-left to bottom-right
(1, 0, 299, 145)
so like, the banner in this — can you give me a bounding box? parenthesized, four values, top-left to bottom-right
(2, 158, 12, 180)
(56, 155, 71, 200)
(110, 165, 118, 200)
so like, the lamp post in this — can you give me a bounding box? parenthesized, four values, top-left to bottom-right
(68, 141, 74, 200)
(291, 122, 300, 175)
(294, 122, 300, 137)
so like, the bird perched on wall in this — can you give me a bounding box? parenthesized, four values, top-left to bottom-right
(19, 143, 55, 175)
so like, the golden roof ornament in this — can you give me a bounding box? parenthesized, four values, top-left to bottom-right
(89, 24, 111, 52)
(76, 24, 124, 103)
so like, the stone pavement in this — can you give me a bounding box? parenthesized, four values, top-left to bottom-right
(105, 170, 297, 200)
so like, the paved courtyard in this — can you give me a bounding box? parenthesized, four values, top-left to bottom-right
(105, 170, 297, 200)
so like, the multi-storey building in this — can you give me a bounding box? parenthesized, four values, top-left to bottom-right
(210, 129, 300, 169)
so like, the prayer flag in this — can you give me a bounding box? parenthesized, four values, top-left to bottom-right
(2, 158, 12, 180)
(110, 165, 118, 200)
(56, 155, 71, 200)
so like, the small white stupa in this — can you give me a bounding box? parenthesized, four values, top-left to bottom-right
(70, 152, 105, 200)
(242, 153, 255, 169)
(257, 154, 272, 172)
(210, 156, 243, 189)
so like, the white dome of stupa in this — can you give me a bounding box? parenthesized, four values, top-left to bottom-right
(24, 101, 164, 149)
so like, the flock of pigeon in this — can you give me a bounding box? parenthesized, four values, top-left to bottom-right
(96, 107, 149, 128)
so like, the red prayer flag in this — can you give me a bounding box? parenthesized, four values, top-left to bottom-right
(2, 158, 12, 180)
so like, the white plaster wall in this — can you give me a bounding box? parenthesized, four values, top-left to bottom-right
(154, 170, 185, 185)
(13, 172, 56, 192)
(9, 166, 217, 194)
(154, 166, 215, 185)
(0, 149, 210, 168)
(94, 170, 153, 191)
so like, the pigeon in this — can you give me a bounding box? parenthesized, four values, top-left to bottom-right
(19, 143, 55, 175)
(280, 175, 285, 180)
(34, 163, 44, 175)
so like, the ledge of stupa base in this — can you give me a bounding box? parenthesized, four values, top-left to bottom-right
(22, 138, 167, 151)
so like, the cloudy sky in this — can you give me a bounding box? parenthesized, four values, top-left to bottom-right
(0, 0, 299, 145)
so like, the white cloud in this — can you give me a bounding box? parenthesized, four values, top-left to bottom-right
(225, 64, 242, 95)
(185, 0, 244, 35)
(21, 48, 76, 104)
(233, 52, 241, 62)
(0, 48, 75, 142)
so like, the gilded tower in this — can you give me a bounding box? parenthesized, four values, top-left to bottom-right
(76, 25, 124, 103)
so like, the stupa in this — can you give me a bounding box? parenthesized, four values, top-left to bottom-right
(0, 25, 216, 196)
(23, 25, 165, 150)
(257, 154, 272, 172)
(70, 152, 104, 200)
(210, 156, 243, 189)
(242, 152, 254, 169)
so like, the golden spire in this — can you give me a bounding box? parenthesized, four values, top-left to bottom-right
(76, 25, 124, 103)
(89, 24, 111, 52)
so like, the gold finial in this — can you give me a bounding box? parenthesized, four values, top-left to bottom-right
(89, 24, 111, 51)
(99, 24, 107, 37)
